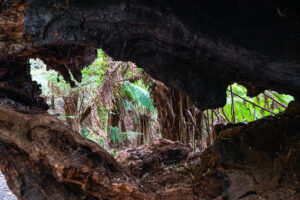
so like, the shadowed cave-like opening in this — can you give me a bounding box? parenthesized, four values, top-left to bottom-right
(0, 50, 297, 200)
(0, 0, 300, 199)
(28, 54, 295, 154)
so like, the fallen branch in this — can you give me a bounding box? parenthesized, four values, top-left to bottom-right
(221, 108, 230, 123)
(228, 90, 276, 115)
(212, 109, 226, 124)
(264, 92, 287, 108)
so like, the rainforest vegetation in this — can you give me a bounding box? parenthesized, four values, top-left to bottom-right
(1, 1, 300, 199)
(30, 50, 294, 155)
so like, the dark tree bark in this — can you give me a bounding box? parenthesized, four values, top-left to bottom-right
(0, 103, 147, 200)
(195, 102, 300, 199)
(0, 0, 300, 199)
(0, 56, 48, 110)
(2, 0, 300, 109)
(22, 0, 300, 109)
(151, 80, 195, 144)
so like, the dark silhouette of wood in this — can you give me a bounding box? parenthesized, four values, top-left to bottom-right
(2, 0, 300, 109)
(0, 0, 300, 199)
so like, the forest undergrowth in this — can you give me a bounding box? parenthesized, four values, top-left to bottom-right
(30, 50, 294, 156)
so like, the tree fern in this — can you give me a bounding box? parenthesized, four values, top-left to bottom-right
(122, 81, 154, 111)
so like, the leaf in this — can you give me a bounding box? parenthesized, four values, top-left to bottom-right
(122, 81, 154, 111)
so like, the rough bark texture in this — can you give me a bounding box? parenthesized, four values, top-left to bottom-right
(0, 0, 27, 55)
(117, 138, 193, 178)
(0, 102, 299, 199)
(117, 138, 201, 200)
(2, 0, 300, 109)
(0, 0, 300, 199)
(0, 57, 47, 110)
(0, 103, 146, 200)
(23, 0, 300, 109)
(193, 102, 300, 199)
(151, 80, 204, 148)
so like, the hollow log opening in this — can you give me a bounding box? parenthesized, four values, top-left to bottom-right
(0, 0, 300, 199)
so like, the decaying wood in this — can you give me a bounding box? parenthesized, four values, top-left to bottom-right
(2, 0, 300, 109)
(0, 0, 300, 199)
(0, 103, 146, 200)
(117, 138, 192, 178)
(193, 102, 300, 199)
(0, 102, 299, 199)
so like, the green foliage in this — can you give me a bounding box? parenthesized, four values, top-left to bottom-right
(30, 50, 108, 147)
(97, 106, 109, 136)
(79, 49, 107, 88)
(110, 126, 143, 147)
(220, 83, 294, 123)
(109, 149, 119, 157)
(125, 131, 143, 141)
(81, 127, 105, 147)
(121, 81, 154, 111)
(110, 126, 124, 146)
(120, 79, 158, 134)
(81, 127, 92, 138)
(87, 134, 105, 147)
(30, 49, 107, 97)
(30, 59, 60, 96)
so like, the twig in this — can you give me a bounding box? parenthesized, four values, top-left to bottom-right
(264, 92, 287, 108)
(228, 90, 276, 115)
(80, 106, 91, 123)
(212, 109, 226, 124)
(211, 110, 214, 144)
(221, 108, 230, 123)
(204, 111, 211, 146)
(186, 109, 201, 135)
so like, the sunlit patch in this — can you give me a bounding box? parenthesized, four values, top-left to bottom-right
(222, 83, 294, 123)
(29, 50, 158, 156)
(191, 83, 294, 150)
(30, 54, 295, 155)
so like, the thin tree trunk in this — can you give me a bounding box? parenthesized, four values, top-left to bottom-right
(230, 85, 236, 123)
(198, 111, 204, 151)
(205, 111, 211, 147)
(51, 95, 55, 110)
(211, 110, 215, 144)
(63, 94, 81, 134)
